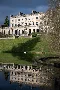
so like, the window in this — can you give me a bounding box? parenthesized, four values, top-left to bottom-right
(12, 20, 13, 22)
(36, 80, 37, 82)
(32, 79, 34, 82)
(18, 78, 19, 80)
(25, 18, 27, 20)
(12, 24, 13, 27)
(36, 22, 38, 25)
(15, 30, 17, 35)
(33, 29, 35, 32)
(21, 66, 23, 69)
(12, 72, 13, 75)
(36, 74, 37, 76)
(36, 17, 38, 19)
(18, 24, 20, 27)
(37, 29, 39, 32)
(22, 30, 24, 34)
(25, 79, 27, 81)
(28, 74, 31, 77)
(22, 22, 24, 24)
(29, 29, 31, 34)
(29, 23, 31, 25)
(33, 22, 34, 25)
(25, 23, 27, 25)
(19, 30, 20, 35)
(21, 78, 23, 80)
(15, 24, 17, 26)
(18, 19, 20, 21)
(40, 22, 42, 24)
(15, 72, 16, 75)
(15, 19, 17, 22)
(29, 67, 31, 70)
(25, 66, 27, 70)
(8, 30, 10, 35)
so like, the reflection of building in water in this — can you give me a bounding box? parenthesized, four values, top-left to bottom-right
(0, 63, 54, 86)
(0, 63, 14, 70)
(10, 65, 53, 86)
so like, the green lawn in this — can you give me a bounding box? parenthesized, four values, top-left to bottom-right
(0, 37, 31, 52)
(0, 36, 60, 64)
(0, 53, 31, 65)
(0, 35, 50, 53)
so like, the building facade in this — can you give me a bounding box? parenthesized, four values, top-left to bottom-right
(10, 10, 45, 36)
(0, 11, 46, 36)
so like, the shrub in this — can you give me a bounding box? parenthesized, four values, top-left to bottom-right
(32, 32, 37, 37)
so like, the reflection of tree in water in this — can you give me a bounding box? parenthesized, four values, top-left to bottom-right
(3, 71, 9, 81)
(19, 84, 23, 89)
(54, 77, 60, 90)
(53, 67, 60, 90)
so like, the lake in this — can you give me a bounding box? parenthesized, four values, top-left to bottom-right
(0, 64, 60, 90)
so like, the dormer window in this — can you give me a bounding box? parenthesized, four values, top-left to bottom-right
(11, 15, 13, 17)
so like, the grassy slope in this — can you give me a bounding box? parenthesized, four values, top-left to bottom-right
(0, 37, 31, 52)
(0, 35, 49, 53)
(0, 53, 31, 65)
(0, 35, 59, 64)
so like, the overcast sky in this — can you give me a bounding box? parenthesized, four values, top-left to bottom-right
(0, 0, 49, 24)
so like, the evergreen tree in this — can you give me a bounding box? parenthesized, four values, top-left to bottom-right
(4, 16, 9, 27)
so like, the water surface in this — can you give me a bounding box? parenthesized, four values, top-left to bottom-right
(0, 64, 60, 90)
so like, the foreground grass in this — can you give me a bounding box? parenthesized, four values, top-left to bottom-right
(0, 36, 50, 53)
(0, 36, 60, 64)
(0, 52, 60, 65)
(0, 37, 31, 52)
(0, 53, 31, 65)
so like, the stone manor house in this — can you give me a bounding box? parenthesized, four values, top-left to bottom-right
(0, 10, 49, 36)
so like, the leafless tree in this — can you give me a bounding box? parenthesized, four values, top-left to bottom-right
(46, 0, 60, 52)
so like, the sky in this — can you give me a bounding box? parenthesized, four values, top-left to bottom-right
(0, 0, 49, 24)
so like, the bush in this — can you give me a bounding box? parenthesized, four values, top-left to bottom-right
(32, 32, 37, 37)
(0, 32, 13, 38)
(0, 32, 5, 38)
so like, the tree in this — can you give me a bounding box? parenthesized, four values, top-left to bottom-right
(4, 16, 9, 27)
(3, 71, 9, 81)
(46, 0, 60, 52)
